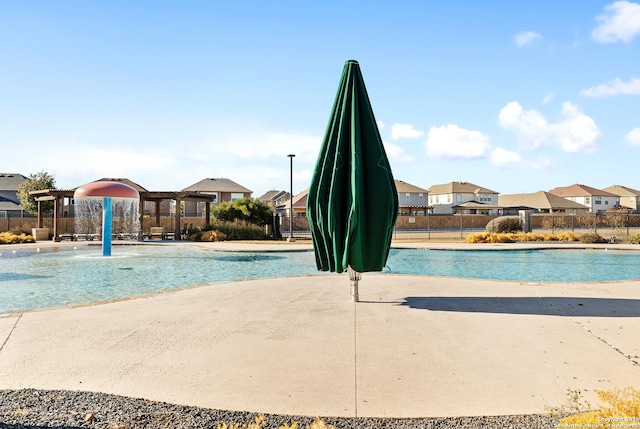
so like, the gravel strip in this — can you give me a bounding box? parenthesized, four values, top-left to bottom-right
(0, 389, 560, 429)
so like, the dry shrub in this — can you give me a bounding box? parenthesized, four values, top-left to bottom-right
(485, 216, 522, 233)
(466, 231, 578, 243)
(627, 232, 640, 244)
(559, 387, 640, 428)
(579, 233, 607, 244)
(200, 230, 228, 242)
(465, 232, 490, 243)
(0, 232, 35, 244)
(556, 231, 579, 241)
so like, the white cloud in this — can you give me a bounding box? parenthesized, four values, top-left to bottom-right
(377, 121, 385, 130)
(383, 141, 416, 162)
(592, 0, 640, 43)
(498, 101, 600, 153)
(425, 125, 491, 159)
(543, 92, 555, 104)
(626, 127, 640, 145)
(489, 147, 551, 170)
(489, 147, 522, 167)
(498, 101, 549, 150)
(391, 123, 424, 140)
(580, 77, 640, 97)
(514, 31, 542, 47)
(213, 131, 322, 164)
(551, 102, 600, 153)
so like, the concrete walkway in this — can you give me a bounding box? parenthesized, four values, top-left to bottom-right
(1, 242, 640, 417)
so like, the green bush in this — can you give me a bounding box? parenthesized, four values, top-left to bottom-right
(485, 216, 522, 233)
(579, 233, 607, 244)
(193, 222, 269, 241)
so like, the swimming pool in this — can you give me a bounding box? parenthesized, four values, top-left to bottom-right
(1, 245, 640, 312)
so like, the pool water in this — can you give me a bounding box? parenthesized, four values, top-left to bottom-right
(1, 246, 640, 312)
(385, 248, 640, 283)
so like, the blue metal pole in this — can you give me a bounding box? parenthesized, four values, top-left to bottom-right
(102, 197, 112, 256)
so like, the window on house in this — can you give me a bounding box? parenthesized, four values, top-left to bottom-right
(436, 195, 440, 203)
(585, 197, 591, 205)
(595, 197, 601, 204)
(0, 211, 6, 219)
(631, 196, 636, 204)
(456, 194, 461, 203)
(231, 193, 244, 202)
(419, 193, 423, 199)
(405, 193, 411, 199)
(447, 194, 451, 203)
(605, 197, 609, 205)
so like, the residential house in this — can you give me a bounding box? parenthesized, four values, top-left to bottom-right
(548, 184, 619, 213)
(427, 181, 500, 214)
(499, 191, 590, 214)
(395, 180, 430, 215)
(258, 190, 291, 209)
(602, 185, 640, 213)
(277, 189, 308, 218)
(181, 178, 252, 217)
(0, 173, 27, 218)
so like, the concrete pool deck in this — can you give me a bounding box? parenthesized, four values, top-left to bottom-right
(1, 241, 640, 418)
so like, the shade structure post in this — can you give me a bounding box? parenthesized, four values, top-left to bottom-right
(102, 197, 112, 257)
(348, 266, 361, 302)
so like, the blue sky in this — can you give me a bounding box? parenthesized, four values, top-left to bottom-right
(1, 1, 639, 197)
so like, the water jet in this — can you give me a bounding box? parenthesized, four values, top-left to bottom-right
(74, 181, 140, 256)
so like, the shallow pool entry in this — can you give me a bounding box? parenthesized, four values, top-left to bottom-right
(2, 246, 640, 312)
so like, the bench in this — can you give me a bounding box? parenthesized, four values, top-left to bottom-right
(149, 227, 165, 240)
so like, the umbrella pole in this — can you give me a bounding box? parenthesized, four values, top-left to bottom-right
(348, 266, 362, 302)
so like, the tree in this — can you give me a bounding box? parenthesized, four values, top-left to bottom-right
(233, 197, 272, 226)
(213, 198, 273, 226)
(17, 171, 56, 215)
(212, 201, 241, 223)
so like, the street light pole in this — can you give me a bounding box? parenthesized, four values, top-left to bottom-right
(287, 154, 295, 242)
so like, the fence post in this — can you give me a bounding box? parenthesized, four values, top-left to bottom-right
(460, 214, 463, 238)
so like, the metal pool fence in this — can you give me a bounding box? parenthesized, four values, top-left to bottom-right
(3, 212, 640, 241)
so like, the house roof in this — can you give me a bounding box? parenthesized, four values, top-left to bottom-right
(602, 185, 640, 197)
(182, 178, 252, 194)
(0, 191, 19, 204)
(548, 184, 617, 198)
(453, 201, 502, 209)
(0, 200, 22, 211)
(499, 191, 588, 210)
(0, 173, 27, 191)
(279, 189, 308, 209)
(258, 190, 290, 202)
(428, 181, 498, 195)
(394, 180, 428, 194)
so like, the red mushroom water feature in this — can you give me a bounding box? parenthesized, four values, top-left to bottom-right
(74, 181, 140, 256)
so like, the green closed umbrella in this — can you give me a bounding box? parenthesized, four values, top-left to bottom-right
(307, 60, 399, 302)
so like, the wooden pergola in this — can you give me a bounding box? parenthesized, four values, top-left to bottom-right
(30, 188, 215, 242)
